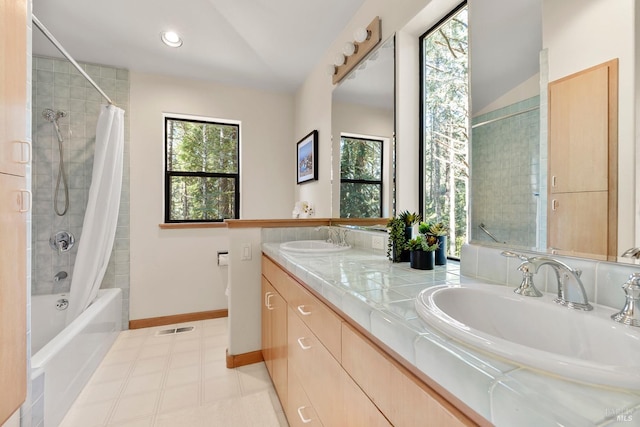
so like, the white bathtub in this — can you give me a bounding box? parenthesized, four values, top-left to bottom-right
(31, 288, 122, 427)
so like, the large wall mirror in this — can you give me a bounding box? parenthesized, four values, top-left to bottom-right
(331, 36, 395, 218)
(468, 0, 635, 263)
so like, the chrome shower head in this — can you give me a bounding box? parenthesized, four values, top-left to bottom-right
(42, 109, 67, 122)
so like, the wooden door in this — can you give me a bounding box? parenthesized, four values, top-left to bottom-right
(0, 173, 27, 425)
(0, 0, 28, 424)
(0, 0, 28, 177)
(547, 59, 618, 258)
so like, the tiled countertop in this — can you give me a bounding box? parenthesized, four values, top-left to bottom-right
(261, 243, 640, 427)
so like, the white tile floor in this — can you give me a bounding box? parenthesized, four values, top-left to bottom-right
(60, 318, 288, 427)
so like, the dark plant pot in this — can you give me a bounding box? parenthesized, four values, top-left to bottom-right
(400, 226, 413, 262)
(410, 250, 434, 270)
(435, 236, 447, 265)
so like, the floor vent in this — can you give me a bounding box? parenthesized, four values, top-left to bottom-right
(155, 326, 195, 336)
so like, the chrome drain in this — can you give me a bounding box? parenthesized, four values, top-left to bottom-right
(56, 298, 69, 311)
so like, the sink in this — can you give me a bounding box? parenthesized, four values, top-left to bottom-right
(280, 240, 351, 253)
(415, 283, 640, 390)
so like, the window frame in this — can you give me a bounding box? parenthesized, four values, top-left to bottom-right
(418, 1, 469, 258)
(339, 134, 384, 218)
(163, 114, 240, 223)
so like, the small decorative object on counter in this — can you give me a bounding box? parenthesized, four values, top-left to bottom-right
(406, 233, 439, 270)
(293, 201, 314, 218)
(424, 221, 448, 265)
(387, 216, 407, 263)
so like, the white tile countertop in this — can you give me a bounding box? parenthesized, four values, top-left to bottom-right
(261, 242, 640, 427)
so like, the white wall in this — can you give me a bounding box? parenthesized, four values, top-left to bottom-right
(129, 72, 294, 320)
(543, 0, 636, 254)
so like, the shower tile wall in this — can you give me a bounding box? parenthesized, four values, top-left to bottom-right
(471, 96, 540, 247)
(31, 55, 130, 328)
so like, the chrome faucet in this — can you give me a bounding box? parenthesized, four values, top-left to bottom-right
(502, 251, 593, 311)
(315, 226, 348, 246)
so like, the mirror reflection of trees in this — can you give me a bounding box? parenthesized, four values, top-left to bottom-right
(421, 4, 468, 256)
(340, 136, 383, 218)
(165, 118, 239, 222)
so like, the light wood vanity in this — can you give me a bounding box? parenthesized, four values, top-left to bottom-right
(261, 255, 485, 426)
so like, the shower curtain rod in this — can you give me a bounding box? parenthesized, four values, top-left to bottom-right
(471, 105, 539, 129)
(32, 14, 114, 106)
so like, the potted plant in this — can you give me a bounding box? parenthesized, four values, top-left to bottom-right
(398, 210, 421, 261)
(425, 221, 448, 265)
(406, 234, 439, 270)
(387, 217, 407, 263)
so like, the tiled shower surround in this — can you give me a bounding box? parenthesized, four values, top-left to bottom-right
(31, 55, 130, 327)
(471, 96, 540, 247)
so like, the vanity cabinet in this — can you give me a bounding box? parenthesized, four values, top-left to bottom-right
(261, 277, 288, 409)
(261, 255, 477, 426)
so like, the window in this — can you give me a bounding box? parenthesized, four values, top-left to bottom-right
(420, 3, 469, 257)
(164, 116, 239, 222)
(340, 135, 383, 218)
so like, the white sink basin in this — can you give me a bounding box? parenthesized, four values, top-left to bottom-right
(415, 283, 640, 390)
(280, 240, 351, 253)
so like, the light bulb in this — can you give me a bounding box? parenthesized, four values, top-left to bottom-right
(353, 27, 369, 43)
(161, 31, 183, 48)
(326, 64, 336, 76)
(343, 42, 356, 56)
(334, 53, 346, 66)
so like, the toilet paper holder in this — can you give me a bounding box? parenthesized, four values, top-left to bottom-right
(217, 251, 229, 266)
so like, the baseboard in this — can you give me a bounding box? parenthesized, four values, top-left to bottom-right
(226, 349, 264, 368)
(129, 309, 228, 329)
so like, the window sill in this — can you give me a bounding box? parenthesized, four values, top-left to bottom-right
(158, 222, 227, 229)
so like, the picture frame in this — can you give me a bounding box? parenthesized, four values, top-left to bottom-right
(296, 130, 318, 184)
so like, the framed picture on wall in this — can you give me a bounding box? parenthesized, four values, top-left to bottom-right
(296, 130, 318, 184)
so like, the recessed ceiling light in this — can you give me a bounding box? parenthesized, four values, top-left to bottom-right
(161, 31, 183, 48)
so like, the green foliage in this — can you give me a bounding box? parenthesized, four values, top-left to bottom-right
(398, 210, 422, 226)
(340, 137, 382, 218)
(406, 234, 439, 252)
(386, 217, 406, 262)
(167, 119, 239, 221)
(422, 6, 468, 257)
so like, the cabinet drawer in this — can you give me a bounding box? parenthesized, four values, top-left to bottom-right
(262, 256, 291, 299)
(287, 363, 323, 427)
(287, 279, 342, 361)
(342, 323, 474, 427)
(288, 307, 343, 426)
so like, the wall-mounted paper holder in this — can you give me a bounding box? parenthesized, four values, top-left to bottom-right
(217, 251, 229, 266)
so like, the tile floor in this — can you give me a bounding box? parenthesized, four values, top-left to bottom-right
(60, 318, 289, 427)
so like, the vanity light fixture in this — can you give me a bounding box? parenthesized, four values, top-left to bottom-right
(330, 16, 381, 85)
(161, 31, 183, 48)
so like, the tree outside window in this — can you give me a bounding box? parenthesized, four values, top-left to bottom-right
(165, 116, 239, 222)
(420, 3, 469, 257)
(340, 136, 383, 218)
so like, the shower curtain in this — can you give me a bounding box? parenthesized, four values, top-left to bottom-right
(66, 105, 125, 323)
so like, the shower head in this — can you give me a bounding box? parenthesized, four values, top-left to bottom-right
(42, 109, 67, 122)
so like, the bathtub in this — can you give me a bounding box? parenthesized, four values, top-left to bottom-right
(31, 288, 122, 427)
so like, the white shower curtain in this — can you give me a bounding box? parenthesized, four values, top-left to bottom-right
(66, 105, 125, 324)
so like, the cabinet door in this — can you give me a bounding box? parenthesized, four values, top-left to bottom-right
(548, 191, 608, 257)
(261, 277, 288, 409)
(0, 173, 27, 425)
(0, 0, 28, 177)
(341, 369, 391, 427)
(548, 63, 610, 194)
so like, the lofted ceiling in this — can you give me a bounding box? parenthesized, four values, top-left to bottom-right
(32, 0, 366, 92)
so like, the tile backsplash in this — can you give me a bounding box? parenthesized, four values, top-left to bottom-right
(461, 243, 640, 310)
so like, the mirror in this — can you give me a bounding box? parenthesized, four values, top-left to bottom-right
(331, 36, 395, 218)
(468, 0, 635, 263)
(468, 0, 543, 249)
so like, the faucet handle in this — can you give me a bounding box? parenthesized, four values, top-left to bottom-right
(501, 250, 531, 262)
(611, 273, 640, 327)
